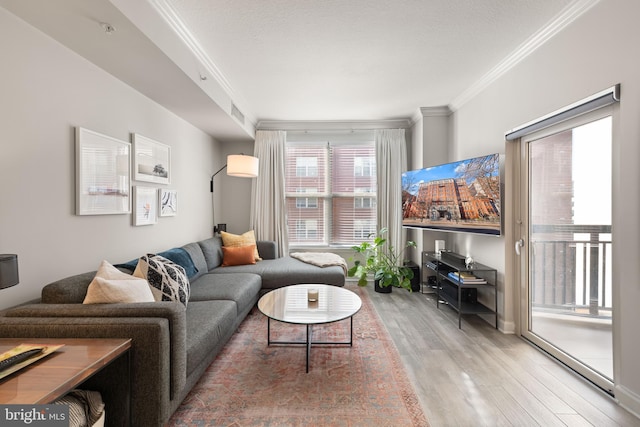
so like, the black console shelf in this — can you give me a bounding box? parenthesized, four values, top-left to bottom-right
(423, 251, 498, 329)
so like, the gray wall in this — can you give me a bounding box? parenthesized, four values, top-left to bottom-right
(448, 0, 640, 414)
(0, 8, 222, 309)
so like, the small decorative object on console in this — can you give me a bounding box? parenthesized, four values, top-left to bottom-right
(465, 256, 474, 268)
(0, 343, 64, 380)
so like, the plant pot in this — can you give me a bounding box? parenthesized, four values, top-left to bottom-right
(404, 260, 421, 292)
(374, 279, 392, 293)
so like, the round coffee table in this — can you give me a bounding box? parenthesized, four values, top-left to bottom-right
(257, 284, 362, 372)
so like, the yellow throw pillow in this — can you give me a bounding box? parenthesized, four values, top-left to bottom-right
(220, 230, 261, 261)
(222, 245, 257, 266)
(83, 260, 154, 304)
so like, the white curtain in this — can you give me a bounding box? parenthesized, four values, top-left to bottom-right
(250, 130, 289, 256)
(375, 128, 407, 254)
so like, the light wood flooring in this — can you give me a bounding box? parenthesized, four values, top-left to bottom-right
(364, 283, 640, 427)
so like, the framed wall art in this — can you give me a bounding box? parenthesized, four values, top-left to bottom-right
(75, 127, 131, 215)
(159, 189, 178, 217)
(133, 186, 158, 226)
(133, 133, 171, 184)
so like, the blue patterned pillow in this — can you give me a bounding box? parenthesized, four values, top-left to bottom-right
(133, 254, 190, 307)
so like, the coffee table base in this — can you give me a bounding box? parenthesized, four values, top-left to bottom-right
(266, 317, 354, 373)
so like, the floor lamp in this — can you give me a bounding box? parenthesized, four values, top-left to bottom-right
(210, 154, 259, 234)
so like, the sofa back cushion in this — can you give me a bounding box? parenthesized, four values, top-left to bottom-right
(41, 271, 96, 304)
(181, 242, 207, 280)
(198, 237, 223, 271)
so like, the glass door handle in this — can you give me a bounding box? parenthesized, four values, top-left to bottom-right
(515, 239, 524, 256)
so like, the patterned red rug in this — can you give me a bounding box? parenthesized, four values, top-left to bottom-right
(168, 284, 429, 426)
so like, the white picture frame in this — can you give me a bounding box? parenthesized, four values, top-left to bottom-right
(133, 134, 171, 184)
(75, 127, 131, 215)
(133, 186, 158, 226)
(159, 189, 178, 217)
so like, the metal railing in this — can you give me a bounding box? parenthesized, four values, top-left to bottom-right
(530, 224, 612, 317)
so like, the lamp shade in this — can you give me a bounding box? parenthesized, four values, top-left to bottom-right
(0, 254, 19, 289)
(226, 154, 259, 178)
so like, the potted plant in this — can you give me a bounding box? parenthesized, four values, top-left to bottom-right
(347, 227, 417, 293)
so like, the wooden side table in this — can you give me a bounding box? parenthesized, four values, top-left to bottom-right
(0, 338, 131, 426)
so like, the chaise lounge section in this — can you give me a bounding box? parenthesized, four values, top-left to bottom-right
(0, 236, 345, 427)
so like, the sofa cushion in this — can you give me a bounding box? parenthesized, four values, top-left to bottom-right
(189, 273, 261, 316)
(222, 245, 257, 266)
(185, 300, 237, 375)
(198, 237, 223, 271)
(181, 242, 208, 281)
(41, 271, 96, 304)
(209, 257, 345, 289)
(220, 230, 261, 261)
(83, 260, 154, 304)
(134, 255, 190, 307)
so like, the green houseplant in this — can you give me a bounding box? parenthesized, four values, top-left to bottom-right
(347, 227, 417, 292)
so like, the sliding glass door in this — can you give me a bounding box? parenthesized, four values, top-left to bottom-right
(521, 110, 614, 393)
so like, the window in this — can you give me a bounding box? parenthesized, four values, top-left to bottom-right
(295, 219, 318, 240)
(295, 188, 318, 208)
(353, 219, 376, 239)
(354, 156, 375, 177)
(355, 197, 376, 209)
(285, 142, 376, 246)
(295, 157, 318, 177)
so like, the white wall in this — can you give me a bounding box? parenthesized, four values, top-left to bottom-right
(450, 0, 640, 414)
(218, 140, 255, 235)
(0, 8, 222, 309)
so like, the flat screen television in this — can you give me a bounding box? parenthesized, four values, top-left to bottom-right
(401, 153, 502, 236)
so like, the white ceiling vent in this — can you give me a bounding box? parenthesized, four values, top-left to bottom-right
(231, 104, 245, 125)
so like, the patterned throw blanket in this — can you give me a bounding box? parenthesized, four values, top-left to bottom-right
(54, 389, 104, 427)
(290, 252, 348, 275)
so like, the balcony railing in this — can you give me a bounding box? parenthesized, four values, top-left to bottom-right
(530, 224, 612, 317)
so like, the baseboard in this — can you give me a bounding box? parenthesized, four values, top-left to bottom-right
(500, 319, 516, 334)
(615, 384, 640, 419)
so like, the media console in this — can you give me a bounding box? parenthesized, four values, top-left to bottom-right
(423, 252, 498, 329)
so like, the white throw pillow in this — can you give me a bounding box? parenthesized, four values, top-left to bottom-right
(83, 260, 154, 304)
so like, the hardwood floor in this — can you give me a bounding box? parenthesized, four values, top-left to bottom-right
(363, 283, 640, 427)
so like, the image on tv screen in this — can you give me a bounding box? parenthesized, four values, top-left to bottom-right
(402, 153, 501, 236)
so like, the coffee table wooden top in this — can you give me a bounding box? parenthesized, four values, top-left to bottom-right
(258, 284, 362, 325)
(0, 338, 131, 404)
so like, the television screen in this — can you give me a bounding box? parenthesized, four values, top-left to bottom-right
(401, 153, 502, 236)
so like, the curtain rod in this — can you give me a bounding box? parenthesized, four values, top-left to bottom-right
(256, 120, 412, 132)
(259, 128, 407, 132)
(283, 128, 404, 133)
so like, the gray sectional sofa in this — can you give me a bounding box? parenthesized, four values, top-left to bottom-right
(0, 236, 345, 427)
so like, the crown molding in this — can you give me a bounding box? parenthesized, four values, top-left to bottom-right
(420, 106, 452, 117)
(149, 0, 233, 94)
(410, 106, 452, 126)
(147, 0, 255, 127)
(256, 119, 412, 131)
(449, 0, 601, 111)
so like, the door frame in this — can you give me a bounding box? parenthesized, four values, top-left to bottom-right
(514, 106, 616, 395)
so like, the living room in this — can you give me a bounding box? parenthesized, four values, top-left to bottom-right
(1, 0, 640, 426)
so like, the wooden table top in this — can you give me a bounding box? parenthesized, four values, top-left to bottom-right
(0, 338, 131, 404)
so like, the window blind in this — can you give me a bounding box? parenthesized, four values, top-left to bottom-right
(285, 142, 376, 246)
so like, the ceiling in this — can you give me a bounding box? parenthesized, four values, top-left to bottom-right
(0, 0, 586, 142)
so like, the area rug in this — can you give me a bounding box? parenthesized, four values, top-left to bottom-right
(168, 284, 429, 426)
